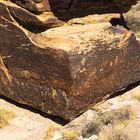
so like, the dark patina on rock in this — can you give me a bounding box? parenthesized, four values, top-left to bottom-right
(0, 0, 140, 120)
(10, 0, 51, 13)
(49, 0, 137, 20)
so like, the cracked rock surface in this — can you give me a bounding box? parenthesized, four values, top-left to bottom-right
(0, 0, 140, 121)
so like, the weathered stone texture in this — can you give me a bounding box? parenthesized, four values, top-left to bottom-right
(10, 0, 51, 13)
(50, 0, 137, 20)
(0, 1, 63, 28)
(124, 0, 140, 38)
(0, 0, 140, 120)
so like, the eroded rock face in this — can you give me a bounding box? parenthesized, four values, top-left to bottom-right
(0, 1, 63, 28)
(10, 0, 51, 13)
(9, 0, 137, 20)
(0, 0, 140, 120)
(50, 0, 137, 20)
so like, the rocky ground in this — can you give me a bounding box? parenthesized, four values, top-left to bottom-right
(0, 97, 61, 140)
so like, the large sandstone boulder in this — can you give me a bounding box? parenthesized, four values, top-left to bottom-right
(0, 0, 140, 120)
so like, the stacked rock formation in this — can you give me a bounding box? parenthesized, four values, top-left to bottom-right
(0, 0, 140, 120)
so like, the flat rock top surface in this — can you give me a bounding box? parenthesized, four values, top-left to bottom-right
(37, 14, 124, 52)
